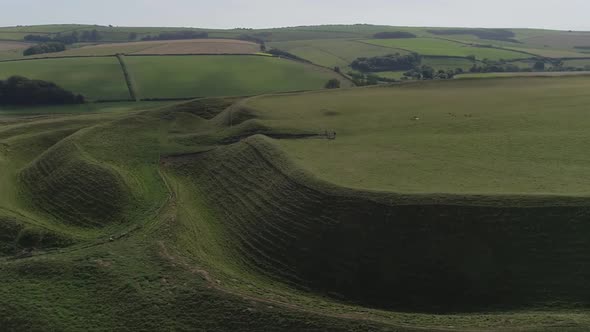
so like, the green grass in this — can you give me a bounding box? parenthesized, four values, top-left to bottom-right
(245, 76, 590, 194)
(422, 57, 475, 70)
(0, 32, 34, 41)
(125, 55, 350, 99)
(364, 38, 528, 60)
(0, 101, 171, 115)
(3, 91, 590, 330)
(268, 39, 409, 68)
(456, 71, 590, 79)
(0, 24, 92, 33)
(0, 57, 130, 100)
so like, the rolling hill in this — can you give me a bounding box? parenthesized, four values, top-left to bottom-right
(2, 76, 590, 331)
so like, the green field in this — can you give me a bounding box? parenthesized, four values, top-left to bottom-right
(3, 80, 590, 330)
(126, 55, 350, 99)
(364, 38, 528, 60)
(245, 76, 590, 194)
(456, 71, 590, 79)
(5, 23, 590, 331)
(268, 39, 409, 68)
(0, 57, 130, 100)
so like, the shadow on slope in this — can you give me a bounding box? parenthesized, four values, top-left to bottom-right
(163, 135, 590, 313)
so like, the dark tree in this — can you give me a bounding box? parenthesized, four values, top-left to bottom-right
(533, 61, 546, 71)
(23, 42, 66, 56)
(141, 31, 208, 41)
(0, 76, 85, 105)
(128, 32, 138, 41)
(373, 31, 417, 39)
(351, 53, 422, 72)
(325, 79, 341, 89)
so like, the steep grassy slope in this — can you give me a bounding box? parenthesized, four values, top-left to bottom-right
(2, 90, 590, 331)
(163, 134, 590, 312)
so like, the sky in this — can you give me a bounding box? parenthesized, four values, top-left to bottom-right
(2, 0, 590, 31)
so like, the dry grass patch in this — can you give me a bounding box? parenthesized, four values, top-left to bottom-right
(0, 41, 30, 51)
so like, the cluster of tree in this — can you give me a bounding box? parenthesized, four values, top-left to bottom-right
(348, 72, 381, 86)
(267, 49, 311, 63)
(141, 31, 208, 41)
(427, 28, 519, 43)
(351, 53, 422, 72)
(0, 76, 85, 105)
(23, 42, 66, 56)
(402, 66, 462, 80)
(24, 30, 102, 45)
(373, 31, 416, 39)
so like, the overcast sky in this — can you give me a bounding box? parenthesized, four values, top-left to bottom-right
(2, 0, 590, 31)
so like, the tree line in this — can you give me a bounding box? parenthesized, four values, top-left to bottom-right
(351, 53, 422, 72)
(141, 31, 208, 41)
(23, 42, 66, 56)
(25, 29, 103, 45)
(373, 31, 416, 39)
(0, 76, 85, 106)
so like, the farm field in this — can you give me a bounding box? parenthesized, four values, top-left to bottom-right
(0, 41, 30, 51)
(52, 39, 261, 56)
(126, 55, 350, 99)
(363, 37, 528, 60)
(5, 23, 590, 332)
(0, 101, 171, 115)
(245, 76, 590, 194)
(3, 78, 590, 330)
(0, 57, 129, 100)
(268, 39, 409, 68)
(456, 71, 590, 79)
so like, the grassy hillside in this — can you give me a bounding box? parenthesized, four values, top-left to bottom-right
(268, 39, 410, 68)
(126, 55, 350, 99)
(2, 88, 590, 330)
(0, 57, 130, 100)
(363, 38, 527, 60)
(245, 76, 590, 194)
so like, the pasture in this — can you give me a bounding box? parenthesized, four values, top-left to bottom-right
(126, 55, 350, 99)
(0, 57, 130, 100)
(363, 37, 529, 60)
(268, 39, 409, 68)
(456, 71, 590, 79)
(4, 23, 590, 332)
(245, 76, 590, 194)
(53, 39, 260, 56)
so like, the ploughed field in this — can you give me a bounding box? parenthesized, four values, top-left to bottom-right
(2, 76, 590, 331)
(33, 38, 262, 57)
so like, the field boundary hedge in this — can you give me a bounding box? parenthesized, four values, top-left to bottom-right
(116, 54, 138, 101)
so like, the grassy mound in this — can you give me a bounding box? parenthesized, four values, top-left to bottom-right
(165, 135, 590, 312)
(19, 139, 129, 228)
